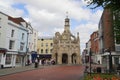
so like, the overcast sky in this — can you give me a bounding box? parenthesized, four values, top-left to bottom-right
(0, 0, 103, 53)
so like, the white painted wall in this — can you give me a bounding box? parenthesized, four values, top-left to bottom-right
(0, 12, 8, 48)
(28, 29, 38, 52)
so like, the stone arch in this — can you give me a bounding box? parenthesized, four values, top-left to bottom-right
(71, 53, 77, 64)
(62, 54, 68, 64)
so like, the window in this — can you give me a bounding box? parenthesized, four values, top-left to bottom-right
(46, 49, 48, 53)
(22, 33, 24, 40)
(0, 54, 2, 63)
(9, 40, 15, 49)
(50, 49, 52, 53)
(46, 43, 48, 47)
(20, 42, 24, 51)
(41, 49, 43, 53)
(0, 18, 1, 28)
(34, 33, 36, 37)
(41, 39, 44, 41)
(0, 33, 1, 40)
(51, 43, 53, 46)
(11, 30, 14, 37)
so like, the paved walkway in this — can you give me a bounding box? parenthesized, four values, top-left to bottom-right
(0, 64, 85, 80)
(0, 64, 45, 76)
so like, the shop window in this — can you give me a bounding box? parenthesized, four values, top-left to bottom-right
(16, 55, 21, 64)
(5, 54, 12, 64)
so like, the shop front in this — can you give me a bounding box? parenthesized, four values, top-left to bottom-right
(0, 48, 7, 68)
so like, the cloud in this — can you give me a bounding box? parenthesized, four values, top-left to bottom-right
(0, 0, 103, 52)
(73, 23, 99, 51)
(0, 0, 24, 17)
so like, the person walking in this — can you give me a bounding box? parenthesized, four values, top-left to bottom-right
(34, 58, 38, 68)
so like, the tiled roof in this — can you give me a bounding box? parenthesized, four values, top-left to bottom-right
(8, 16, 26, 25)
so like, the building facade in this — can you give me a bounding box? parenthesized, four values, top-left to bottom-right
(37, 37, 53, 60)
(0, 12, 28, 68)
(52, 17, 81, 64)
(90, 31, 101, 64)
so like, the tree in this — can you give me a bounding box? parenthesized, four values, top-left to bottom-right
(113, 11, 120, 44)
(85, 0, 120, 11)
(84, 0, 120, 44)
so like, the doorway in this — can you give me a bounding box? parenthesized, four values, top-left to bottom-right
(72, 53, 77, 64)
(62, 54, 68, 64)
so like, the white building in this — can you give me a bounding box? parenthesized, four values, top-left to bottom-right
(84, 40, 91, 63)
(0, 12, 28, 68)
(27, 28, 38, 63)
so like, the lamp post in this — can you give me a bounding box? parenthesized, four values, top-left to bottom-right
(105, 48, 113, 73)
(108, 49, 112, 73)
(89, 48, 92, 76)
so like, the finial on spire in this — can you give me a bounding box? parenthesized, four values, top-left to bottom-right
(66, 11, 68, 18)
(77, 32, 79, 36)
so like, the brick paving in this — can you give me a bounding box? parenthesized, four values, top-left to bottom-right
(0, 65, 85, 80)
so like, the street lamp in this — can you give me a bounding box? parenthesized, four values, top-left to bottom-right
(89, 48, 92, 76)
(104, 48, 113, 73)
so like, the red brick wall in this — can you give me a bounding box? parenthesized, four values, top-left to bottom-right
(90, 31, 99, 54)
(101, 9, 115, 51)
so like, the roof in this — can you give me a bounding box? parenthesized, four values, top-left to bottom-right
(8, 16, 26, 25)
(0, 11, 26, 26)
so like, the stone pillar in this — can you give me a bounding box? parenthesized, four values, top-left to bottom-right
(52, 53, 55, 59)
(76, 54, 81, 64)
(68, 55, 72, 64)
(58, 54, 62, 64)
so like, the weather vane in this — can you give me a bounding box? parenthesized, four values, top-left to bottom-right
(66, 11, 68, 18)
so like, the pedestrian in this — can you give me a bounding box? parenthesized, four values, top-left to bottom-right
(51, 59, 55, 65)
(39, 59, 41, 65)
(27, 59, 30, 66)
(41, 59, 45, 65)
(34, 58, 38, 68)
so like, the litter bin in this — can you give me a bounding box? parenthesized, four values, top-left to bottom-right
(34, 62, 38, 68)
(1, 65, 4, 69)
(97, 67, 101, 73)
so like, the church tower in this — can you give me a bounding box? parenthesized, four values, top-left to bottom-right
(52, 15, 81, 64)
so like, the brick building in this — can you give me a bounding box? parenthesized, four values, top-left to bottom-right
(99, 9, 120, 71)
